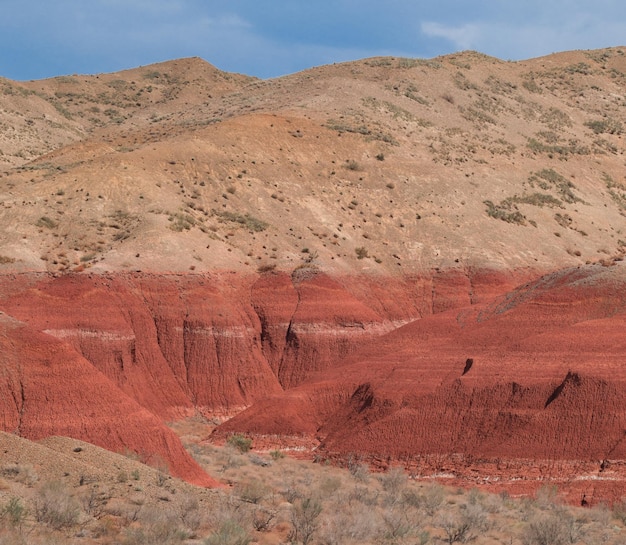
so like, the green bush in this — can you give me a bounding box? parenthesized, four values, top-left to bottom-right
(355, 246, 369, 259)
(226, 433, 252, 453)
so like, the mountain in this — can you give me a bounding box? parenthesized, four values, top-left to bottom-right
(1, 48, 626, 499)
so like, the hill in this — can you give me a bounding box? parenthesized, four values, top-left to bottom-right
(1, 48, 626, 500)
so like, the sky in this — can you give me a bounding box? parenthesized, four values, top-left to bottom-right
(2, 1, 626, 81)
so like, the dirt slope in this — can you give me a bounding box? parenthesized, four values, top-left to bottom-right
(2, 49, 626, 275)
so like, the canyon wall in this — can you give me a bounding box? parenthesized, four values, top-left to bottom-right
(0, 267, 527, 486)
(214, 263, 626, 503)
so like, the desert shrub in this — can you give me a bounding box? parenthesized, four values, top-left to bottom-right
(534, 484, 559, 508)
(121, 505, 189, 545)
(257, 263, 276, 273)
(80, 485, 110, 517)
(380, 505, 419, 541)
(355, 246, 369, 259)
(437, 512, 477, 544)
(269, 449, 284, 461)
(248, 453, 271, 467)
(205, 520, 251, 545)
(168, 212, 195, 231)
(317, 476, 342, 499)
(178, 494, 202, 533)
(484, 200, 526, 225)
(290, 497, 322, 545)
(1, 463, 37, 486)
(1, 497, 27, 528)
(403, 483, 445, 515)
(344, 159, 361, 171)
(252, 506, 277, 532)
(214, 211, 268, 232)
(584, 118, 623, 135)
(235, 478, 268, 504)
(522, 511, 580, 545)
(226, 433, 252, 454)
(318, 507, 382, 545)
(349, 462, 370, 482)
(379, 467, 408, 502)
(612, 498, 626, 524)
(347, 484, 379, 507)
(36, 216, 57, 229)
(34, 480, 81, 530)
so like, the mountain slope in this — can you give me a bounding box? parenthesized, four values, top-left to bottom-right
(1, 49, 626, 274)
(1, 48, 626, 496)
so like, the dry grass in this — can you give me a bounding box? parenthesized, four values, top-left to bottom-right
(0, 427, 625, 544)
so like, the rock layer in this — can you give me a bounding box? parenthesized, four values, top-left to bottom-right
(214, 263, 626, 503)
(0, 267, 526, 486)
(0, 312, 217, 486)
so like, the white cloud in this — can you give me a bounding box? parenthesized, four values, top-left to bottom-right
(421, 16, 626, 62)
(421, 22, 482, 51)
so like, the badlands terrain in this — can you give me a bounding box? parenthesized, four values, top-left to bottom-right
(2, 46, 626, 537)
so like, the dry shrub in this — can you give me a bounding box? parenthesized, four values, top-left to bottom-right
(318, 507, 382, 545)
(379, 467, 408, 504)
(436, 511, 477, 544)
(178, 493, 202, 533)
(347, 484, 379, 507)
(380, 505, 421, 541)
(289, 497, 322, 545)
(235, 478, 269, 504)
(403, 483, 445, 515)
(34, 481, 81, 530)
(122, 505, 189, 545)
(207, 492, 253, 532)
(317, 476, 342, 498)
(1, 464, 38, 486)
(522, 511, 570, 545)
(204, 520, 251, 545)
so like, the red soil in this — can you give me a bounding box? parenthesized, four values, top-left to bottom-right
(0, 312, 217, 487)
(214, 263, 626, 504)
(8, 264, 614, 500)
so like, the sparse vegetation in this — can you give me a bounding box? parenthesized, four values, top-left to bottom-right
(484, 200, 526, 225)
(528, 169, 583, 204)
(226, 433, 252, 453)
(168, 212, 196, 231)
(584, 118, 623, 135)
(214, 211, 268, 232)
(36, 216, 57, 229)
(603, 172, 626, 210)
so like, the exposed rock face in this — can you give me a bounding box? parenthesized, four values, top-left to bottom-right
(0, 268, 526, 412)
(0, 267, 526, 485)
(0, 312, 217, 487)
(6, 263, 626, 501)
(214, 263, 626, 502)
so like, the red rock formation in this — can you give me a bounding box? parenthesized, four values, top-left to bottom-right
(215, 263, 626, 503)
(0, 313, 217, 487)
(0, 266, 538, 489)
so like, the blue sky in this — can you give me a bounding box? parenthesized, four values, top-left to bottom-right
(2, 1, 625, 81)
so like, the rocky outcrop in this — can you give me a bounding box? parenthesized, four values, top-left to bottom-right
(0, 267, 526, 487)
(0, 312, 217, 486)
(214, 263, 626, 503)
